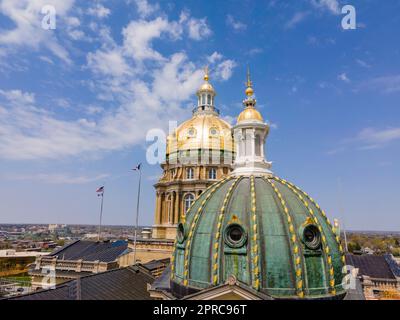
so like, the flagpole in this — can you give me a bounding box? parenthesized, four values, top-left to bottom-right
(133, 167, 142, 265)
(97, 190, 104, 242)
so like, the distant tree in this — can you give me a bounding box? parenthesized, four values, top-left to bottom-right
(348, 241, 361, 252)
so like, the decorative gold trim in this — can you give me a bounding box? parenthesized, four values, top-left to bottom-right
(250, 176, 261, 290)
(273, 176, 337, 294)
(212, 176, 241, 285)
(265, 177, 304, 298)
(182, 177, 230, 286)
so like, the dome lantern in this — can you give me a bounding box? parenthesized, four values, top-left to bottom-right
(195, 66, 217, 115)
(233, 67, 272, 176)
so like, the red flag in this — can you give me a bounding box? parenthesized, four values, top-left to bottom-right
(96, 186, 104, 193)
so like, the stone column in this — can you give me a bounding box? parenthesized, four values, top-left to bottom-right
(169, 192, 174, 224)
(174, 191, 180, 224)
(154, 192, 160, 224)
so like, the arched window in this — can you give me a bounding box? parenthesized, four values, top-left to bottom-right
(184, 193, 195, 213)
(166, 194, 172, 223)
(208, 168, 217, 180)
(255, 135, 261, 156)
(207, 94, 211, 105)
(186, 167, 194, 180)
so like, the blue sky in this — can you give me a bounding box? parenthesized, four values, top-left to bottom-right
(0, 0, 399, 231)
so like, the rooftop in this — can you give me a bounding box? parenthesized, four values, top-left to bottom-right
(10, 265, 155, 300)
(345, 253, 399, 279)
(48, 239, 128, 262)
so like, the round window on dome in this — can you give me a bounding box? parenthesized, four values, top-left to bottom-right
(224, 224, 247, 248)
(210, 128, 219, 136)
(177, 223, 186, 243)
(302, 224, 321, 250)
(187, 128, 196, 138)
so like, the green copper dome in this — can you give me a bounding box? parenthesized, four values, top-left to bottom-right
(170, 175, 346, 299)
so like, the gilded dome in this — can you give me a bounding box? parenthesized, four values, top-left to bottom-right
(198, 82, 215, 92)
(237, 106, 264, 123)
(167, 113, 234, 155)
(170, 175, 346, 299)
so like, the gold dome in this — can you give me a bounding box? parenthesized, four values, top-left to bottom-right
(237, 106, 264, 123)
(167, 113, 234, 154)
(197, 65, 216, 94)
(199, 82, 215, 92)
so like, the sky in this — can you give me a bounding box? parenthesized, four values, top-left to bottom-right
(0, 0, 399, 231)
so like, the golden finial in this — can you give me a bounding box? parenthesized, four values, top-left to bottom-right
(204, 65, 209, 81)
(245, 65, 254, 97)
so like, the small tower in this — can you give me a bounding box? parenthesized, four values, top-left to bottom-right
(232, 67, 272, 176)
(194, 66, 218, 115)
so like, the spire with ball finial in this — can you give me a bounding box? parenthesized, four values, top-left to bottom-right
(204, 65, 209, 82)
(245, 65, 254, 97)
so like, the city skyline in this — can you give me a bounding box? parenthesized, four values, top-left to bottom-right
(0, 0, 399, 231)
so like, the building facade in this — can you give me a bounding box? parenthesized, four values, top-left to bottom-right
(152, 69, 234, 240)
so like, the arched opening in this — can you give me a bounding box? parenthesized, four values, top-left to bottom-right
(207, 94, 211, 105)
(166, 194, 172, 224)
(255, 134, 261, 156)
(184, 193, 195, 213)
(208, 168, 217, 180)
(186, 167, 194, 180)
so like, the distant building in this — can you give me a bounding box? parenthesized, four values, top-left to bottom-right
(29, 240, 131, 290)
(0, 249, 49, 278)
(346, 253, 400, 300)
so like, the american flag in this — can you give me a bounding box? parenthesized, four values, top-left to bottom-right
(132, 163, 141, 171)
(96, 186, 104, 196)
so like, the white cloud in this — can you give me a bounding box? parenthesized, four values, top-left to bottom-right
(87, 49, 131, 77)
(226, 15, 247, 31)
(285, 11, 309, 29)
(360, 75, 400, 93)
(122, 17, 182, 62)
(338, 72, 350, 82)
(0, 0, 74, 64)
(0, 5, 234, 161)
(0, 50, 206, 160)
(356, 59, 371, 68)
(214, 59, 237, 81)
(246, 48, 263, 56)
(87, 4, 110, 18)
(207, 51, 223, 64)
(310, 0, 341, 15)
(0, 89, 35, 105)
(39, 56, 54, 64)
(132, 0, 159, 18)
(357, 127, 400, 148)
(187, 17, 212, 40)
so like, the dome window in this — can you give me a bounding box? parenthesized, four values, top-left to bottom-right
(224, 224, 247, 248)
(187, 128, 196, 138)
(177, 223, 186, 243)
(210, 127, 218, 136)
(302, 224, 321, 250)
